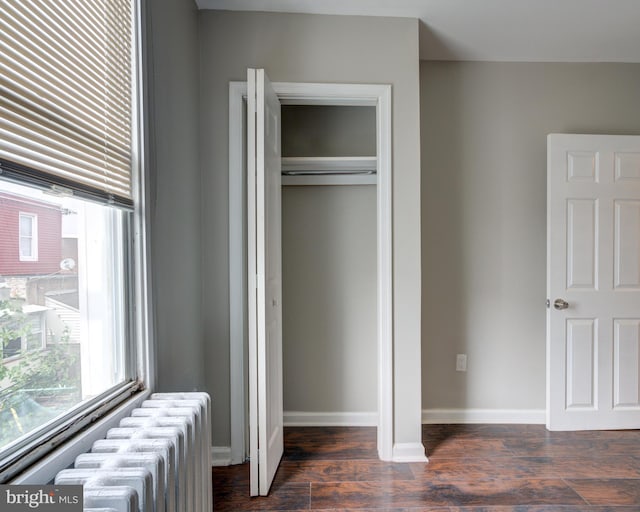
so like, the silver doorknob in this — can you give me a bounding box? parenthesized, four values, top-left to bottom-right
(553, 298, 569, 310)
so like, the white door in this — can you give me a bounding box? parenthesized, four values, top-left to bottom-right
(247, 68, 284, 496)
(547, 134, 640, 430)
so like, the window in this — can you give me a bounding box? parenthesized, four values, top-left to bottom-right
(18, 213, 38, 261)
(0, 0, 146, 481)
(1, 179, 128, 452)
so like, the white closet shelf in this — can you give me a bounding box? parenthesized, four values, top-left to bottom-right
(281, 156, 376, 172)
(281, 156, 377, 186)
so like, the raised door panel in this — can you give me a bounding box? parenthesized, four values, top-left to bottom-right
(614, 201, 640, 289)
(615, 153, 640, 181)
(566, 319, 597, 409)
(613, 319, 640, 408)
(566, 199, 598, 290)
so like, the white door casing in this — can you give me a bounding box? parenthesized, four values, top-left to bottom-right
(547, 134, 640, 431)
(247, 68, 284, 496)
(229, 81, 400, 465)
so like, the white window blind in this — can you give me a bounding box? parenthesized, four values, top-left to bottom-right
(0, 0, 134, 205)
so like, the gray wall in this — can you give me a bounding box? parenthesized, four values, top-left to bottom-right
(421, 61, 640, 411)
(200, 11, 422, 448)
(282, 185, 377, 414)
(282, 106, 376, 157)
(147, 0, 204, 392)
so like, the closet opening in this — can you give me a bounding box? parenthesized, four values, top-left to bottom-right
(280, 104, 378, 433)
(228, 81, 394, 484)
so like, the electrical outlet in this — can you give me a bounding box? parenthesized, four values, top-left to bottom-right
(456, 354, 467, 372)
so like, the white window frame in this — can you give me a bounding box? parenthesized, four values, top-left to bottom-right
(18, 213, 38, 262)
(1, 185, 148, 483)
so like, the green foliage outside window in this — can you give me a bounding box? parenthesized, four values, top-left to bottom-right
(0, 299, 81, 447)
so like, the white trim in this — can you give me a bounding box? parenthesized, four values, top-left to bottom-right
(212, 446, 232, 467)
(228, 80, 395, 464)
(376, 84, 393, 462)
(422, 408, 547, 424)
(284, 411, 378, 427)
(133, 0, 155, 392)
(282, 174, 376, 186)
(392, 442, 428, 463)
(274, 82, 381, 106)
(281, 156, 377, 172)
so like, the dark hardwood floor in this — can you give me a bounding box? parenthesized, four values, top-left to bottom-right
(213, 424, 640, 511)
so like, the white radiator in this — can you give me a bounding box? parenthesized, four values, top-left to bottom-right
(54, 392, 212, 512)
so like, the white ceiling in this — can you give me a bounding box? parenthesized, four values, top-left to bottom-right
(195, 0, 640, 62)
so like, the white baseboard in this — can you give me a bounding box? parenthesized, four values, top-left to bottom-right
(284, 411, 378, 427)
(212, 446, 232, 467)
(392, 442, 428, 462)
(422, 408, 546, 424)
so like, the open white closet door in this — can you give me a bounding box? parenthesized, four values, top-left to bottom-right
(247, 68, 284, 496)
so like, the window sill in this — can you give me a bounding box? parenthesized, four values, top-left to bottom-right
(9, 388, 151, 484)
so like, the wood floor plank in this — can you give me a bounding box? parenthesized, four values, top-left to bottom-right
(451, 507, 640, 512)
(213, 481, 310, 512)
(296, 509, 450, 512)
(310, 479, 586, 509)
(273, 508, 640, 512)
(566, 478, 640, 506)
(284, 426, 379, 461)
(212, 462, 250, 487)
(265, 508, 640, 512)
(425, 438, 514, 459)
(410, 455, 640, 481)
(423, 424, 547, 439)
(503, 437, 640, 458)
(276, 459, 415, 483)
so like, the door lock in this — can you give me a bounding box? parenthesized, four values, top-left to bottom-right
(553, 298, 569, 310)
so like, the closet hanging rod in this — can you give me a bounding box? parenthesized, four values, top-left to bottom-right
(282, 169, 375, 176)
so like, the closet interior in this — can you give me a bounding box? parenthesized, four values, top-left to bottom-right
(280, 105, 379, 423)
